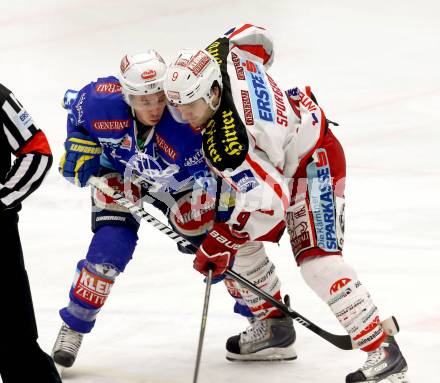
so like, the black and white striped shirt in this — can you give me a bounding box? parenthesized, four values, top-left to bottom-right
(0, 83, 52, 212)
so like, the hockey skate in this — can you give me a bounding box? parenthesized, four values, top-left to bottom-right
(52, 323, 84, 370)
(346, 336, 409, 383)
(226, 315, 297, 361)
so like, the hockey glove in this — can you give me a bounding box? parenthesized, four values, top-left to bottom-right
(59, 133, 102, 187)
(194, 222, 248, 278)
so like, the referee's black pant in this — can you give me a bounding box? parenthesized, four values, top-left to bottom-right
(0, 211, 61, 382)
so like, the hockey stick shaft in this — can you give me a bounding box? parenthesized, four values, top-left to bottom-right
(87, 176, 354, 350)
(225, 269, 353, 350)
(193, 269, 213, 383)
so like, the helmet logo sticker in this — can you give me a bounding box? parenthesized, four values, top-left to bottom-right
(141, 69, 156, 80)
(167, 90, 181, 101)
(175, 57, 189, 67)
(120, 55, 130, 74)
(188, 51, 210, 76)
(172, 71, 179, 81)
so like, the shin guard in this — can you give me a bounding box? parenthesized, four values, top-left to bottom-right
(225, 241, 284, 319)
(60, 260, 118, 333)
(301, 256, 386, 351)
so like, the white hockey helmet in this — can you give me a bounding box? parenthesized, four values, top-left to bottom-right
(164, 49, 222, 109)
(118, 50, 167, 97)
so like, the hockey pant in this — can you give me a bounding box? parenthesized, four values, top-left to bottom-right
(288, 130, 386, 351)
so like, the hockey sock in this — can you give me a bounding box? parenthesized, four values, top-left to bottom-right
(226, 241, 284, 319)
(59, 225, 137, 333)
(60, 259, 118, 333)
(300, 255, 386, 351)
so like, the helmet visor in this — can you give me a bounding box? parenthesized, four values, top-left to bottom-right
(127, 92, 167, 112)
(167, 98, 210, 130)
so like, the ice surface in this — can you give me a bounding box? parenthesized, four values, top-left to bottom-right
(1, 0, 439, 381)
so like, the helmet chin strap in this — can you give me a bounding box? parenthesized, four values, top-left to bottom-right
(206, 90, 221, 114)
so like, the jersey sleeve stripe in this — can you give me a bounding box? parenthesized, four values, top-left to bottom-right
(228, 23, 253, 40)
(2, 98, 33, 142)
(6, 154, 39, 191)
(0, 154, 51, 207)
(2, 122, 20, 151)
(245, 153, 289, 210)
(1, 156, 28, 189)
(8, 92, 24, 109)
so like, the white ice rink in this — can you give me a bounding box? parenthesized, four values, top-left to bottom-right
(1, 1, 439, 382)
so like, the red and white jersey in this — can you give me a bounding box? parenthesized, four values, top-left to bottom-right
(202, 25, 327, 241)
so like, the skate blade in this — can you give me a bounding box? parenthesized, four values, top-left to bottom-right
(387, 367, 410, 383)
(226, 345, 297, 362)
(54, 362, 65, 377)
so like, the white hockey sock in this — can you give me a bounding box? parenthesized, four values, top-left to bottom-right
(300, 255, 386, 351)
(226, 241, 283, 319)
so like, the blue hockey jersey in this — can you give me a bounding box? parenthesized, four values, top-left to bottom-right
(63, 76, 211, 194)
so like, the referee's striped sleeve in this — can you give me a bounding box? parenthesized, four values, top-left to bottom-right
(0, 153, 52, 207)
(0, 87, 52, 209)
(1, 92, 39, 152)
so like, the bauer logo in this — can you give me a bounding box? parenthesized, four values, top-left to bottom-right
(231, 169, 260, 193)
(92, 119, 130, 131)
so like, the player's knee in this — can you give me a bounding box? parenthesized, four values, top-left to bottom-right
(86, 225, 138, 272)
(233, 242, 278, 288)
(300, 255, 357, 299)
(233, 241, 266, 269)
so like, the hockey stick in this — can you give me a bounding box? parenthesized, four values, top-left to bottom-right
(193, 269, 213, 383)
(87, 176, 355, 350)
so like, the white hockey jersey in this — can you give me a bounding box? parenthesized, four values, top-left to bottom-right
(203, 24, 328, 241)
